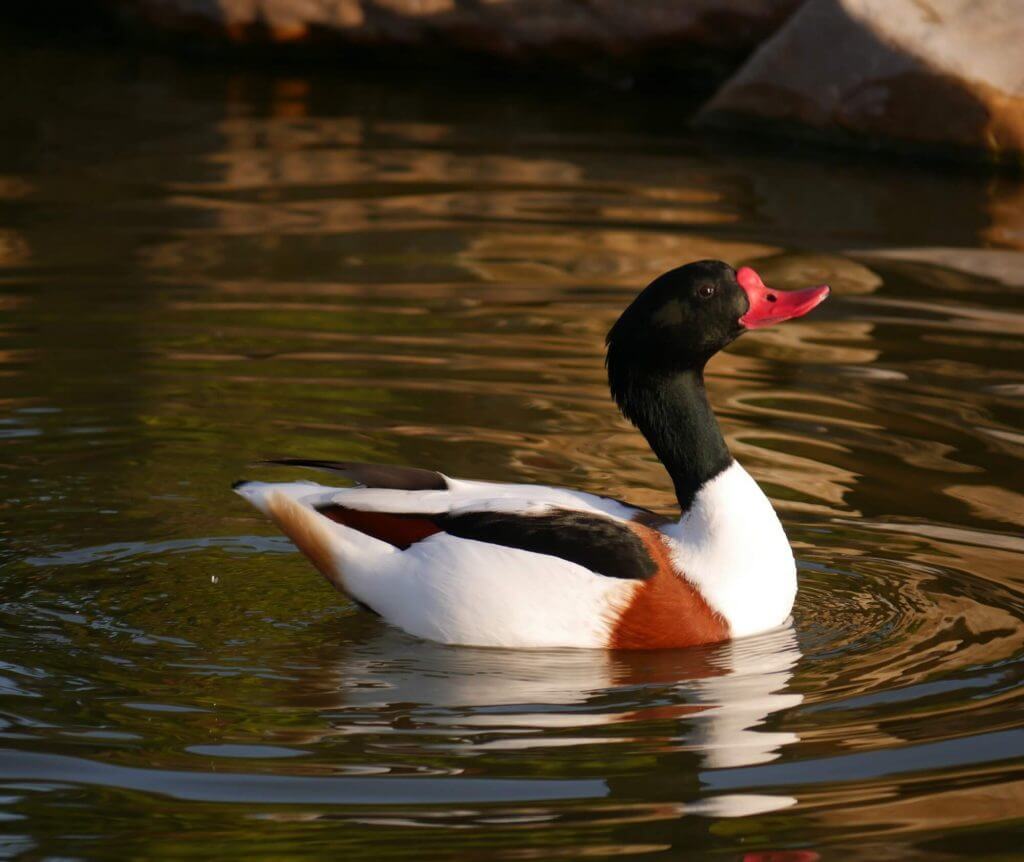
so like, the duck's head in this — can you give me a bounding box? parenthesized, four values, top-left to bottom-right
(604, 259, 830, 507)
(606, 259, 830, 385)
(606, 260, 829, 510)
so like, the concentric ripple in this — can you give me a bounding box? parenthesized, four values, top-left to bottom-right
(0, 39, 1022, 860)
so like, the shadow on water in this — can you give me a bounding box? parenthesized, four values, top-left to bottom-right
(0, 36, 1022, 860)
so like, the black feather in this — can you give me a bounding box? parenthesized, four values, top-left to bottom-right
(434, 508, 656, 580)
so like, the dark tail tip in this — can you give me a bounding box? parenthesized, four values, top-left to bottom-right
(232, 479, 250, 490)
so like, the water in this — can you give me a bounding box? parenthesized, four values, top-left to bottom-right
(1, 41, 1023, 859)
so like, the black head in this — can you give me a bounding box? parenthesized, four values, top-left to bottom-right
(603, 259, 829, 509)
(606, 260, 748, 383)
(606, 259, 830, 382)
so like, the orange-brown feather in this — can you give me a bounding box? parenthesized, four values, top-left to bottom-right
(265, 492, 343, 585)
(610, 525, 729, 650)
(318, 506, 440, 549)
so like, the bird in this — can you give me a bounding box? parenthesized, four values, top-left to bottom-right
(234, 260, 829, 650)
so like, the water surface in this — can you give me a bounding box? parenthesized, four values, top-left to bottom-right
(1, 43, 1023, 860)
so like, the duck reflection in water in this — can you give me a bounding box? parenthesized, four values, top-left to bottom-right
(284, 620, 803, 817)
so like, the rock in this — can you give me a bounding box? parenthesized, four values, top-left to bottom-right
(109, 0, 800, 71)
(697, 0, 1024, 164)
(849, 248, 1024, 286)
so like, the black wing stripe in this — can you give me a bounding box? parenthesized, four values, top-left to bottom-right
(434, 509, 656, 581)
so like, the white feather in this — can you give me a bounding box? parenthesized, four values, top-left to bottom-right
(330, 478, 639, 521)
(352, 535, 636, 648)
(662, 461, 797, 638)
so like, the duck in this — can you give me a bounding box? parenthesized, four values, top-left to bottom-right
(234, 260, 829, 650)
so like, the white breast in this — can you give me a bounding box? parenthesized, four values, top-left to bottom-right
(662, 461, 797, 638)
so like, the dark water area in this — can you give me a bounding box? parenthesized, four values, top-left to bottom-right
(1, 39, 1023, 860)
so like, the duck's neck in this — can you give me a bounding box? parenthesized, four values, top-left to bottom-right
(612, 368, 732, 511)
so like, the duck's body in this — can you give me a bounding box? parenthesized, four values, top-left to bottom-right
(235, 261, 828, 650)
(235, 459, 793, 649)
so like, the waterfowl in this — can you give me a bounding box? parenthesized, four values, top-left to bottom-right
(234, 260, 829, 650)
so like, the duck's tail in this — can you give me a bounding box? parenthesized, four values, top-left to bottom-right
(233, 480, 394, 595)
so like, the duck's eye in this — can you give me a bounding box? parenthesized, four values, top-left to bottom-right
(697, 284, 716, 299)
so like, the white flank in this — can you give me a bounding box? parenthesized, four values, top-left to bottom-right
(661, 462, 797, 638)
(364, 534, 636, 648)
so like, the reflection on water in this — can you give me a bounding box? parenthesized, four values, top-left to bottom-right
(278, 625, 802, 775)
(0, 38, 1022, 860)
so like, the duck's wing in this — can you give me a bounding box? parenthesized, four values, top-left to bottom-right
(261, 458, 448, 491)
(261, 457, 669, 526)
(316, 498, 658, 582)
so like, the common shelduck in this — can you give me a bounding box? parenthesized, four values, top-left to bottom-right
(235, 260, 829, 649)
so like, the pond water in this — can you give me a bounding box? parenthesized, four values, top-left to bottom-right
(1, 40, 1023, 860)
